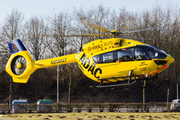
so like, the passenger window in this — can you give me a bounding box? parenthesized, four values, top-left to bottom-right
(103, 52, 113, 63)
(93, 51, 117, 63)
(118, 48, 134, 62)
(135, 47, 150, 60)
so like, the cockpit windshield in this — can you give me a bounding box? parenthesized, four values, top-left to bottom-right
(143, 46, 167, 59)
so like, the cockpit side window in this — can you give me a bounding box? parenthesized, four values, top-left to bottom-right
(135, 47, 150, 60)
(93, 55, 100, 63)
(117, 48, 134, 62)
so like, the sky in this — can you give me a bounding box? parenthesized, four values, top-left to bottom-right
(0, 0, 179, 24)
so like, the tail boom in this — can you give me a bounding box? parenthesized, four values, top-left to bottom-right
(34, 54, 77, 69)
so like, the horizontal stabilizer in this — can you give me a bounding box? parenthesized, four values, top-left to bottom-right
(12, 76, 30, 83)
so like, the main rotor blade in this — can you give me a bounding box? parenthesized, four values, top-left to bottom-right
(66, 34, 107, 37)
(85, 20, 110, 33)
(124, 28, 154, 33)
(33, 34, 107, 38)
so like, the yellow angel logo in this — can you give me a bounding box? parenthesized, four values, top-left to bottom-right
(12, 43, 18, 52)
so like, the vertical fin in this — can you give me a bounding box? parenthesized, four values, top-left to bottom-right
(8, 39, 26, 54)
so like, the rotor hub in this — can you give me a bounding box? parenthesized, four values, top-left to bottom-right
(110, 30, 121, 37)
(11, 56, 26, 75)
(16, 62, 22, 69)
(111, 30, 118, 33)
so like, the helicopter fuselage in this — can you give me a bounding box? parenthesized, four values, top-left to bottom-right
(76, 38, 174, 83)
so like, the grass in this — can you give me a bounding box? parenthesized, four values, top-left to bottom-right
(1, 112, 180, 120)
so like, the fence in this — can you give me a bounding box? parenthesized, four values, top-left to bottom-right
(0, 102, 177, 113)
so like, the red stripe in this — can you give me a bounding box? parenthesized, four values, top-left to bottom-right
(161, 65, 167, 69)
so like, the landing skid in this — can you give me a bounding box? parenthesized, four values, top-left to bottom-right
(90, 70, 158, 89)
(111, 82, 157, 91)
(96, 80, 136, 88)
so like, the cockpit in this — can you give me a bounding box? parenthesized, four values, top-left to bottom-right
(143, 46, 167, 59)
(93, 45, 167, 64)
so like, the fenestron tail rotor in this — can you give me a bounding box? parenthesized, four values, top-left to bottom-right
(11, 56, 26, 75)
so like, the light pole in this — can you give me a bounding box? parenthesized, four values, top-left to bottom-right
(167, 88, 169, 110)
(143, 80, 146, 112)
(177, 83, 178, 100)
(9, 77, 12, 109)
(57, 65, 59, 104)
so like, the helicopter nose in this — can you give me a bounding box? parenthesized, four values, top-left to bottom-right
(167, 54, 175, 64)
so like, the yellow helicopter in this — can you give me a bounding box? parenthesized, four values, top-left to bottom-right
(5, 23, 175, 89)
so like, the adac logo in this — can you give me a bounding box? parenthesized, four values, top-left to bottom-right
(11, 43, 18, 52)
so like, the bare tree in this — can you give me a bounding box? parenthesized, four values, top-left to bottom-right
(49, 12, 72, 57)
(0, 9, 24, 68)
(45, 11, 73, 103)
(1, 9, 24, 41)
(75, 5, 110, 44)
(24, 16, 49, 98)
(24, 16, 48, 60)
(0, 9, 24, 107)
